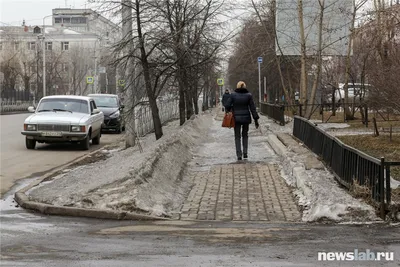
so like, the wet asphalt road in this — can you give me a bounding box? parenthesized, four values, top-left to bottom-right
(0, 113, 122, 197)
(1, 114, 400, 266)
(1, 182, 400, 267)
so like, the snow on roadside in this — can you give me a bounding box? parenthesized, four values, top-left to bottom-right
(28, 113, 213, 216)
(280, 146, 379, 222)
(258, 115, 380, 222)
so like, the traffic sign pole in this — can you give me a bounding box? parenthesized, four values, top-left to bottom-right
(216, 78, 224, 107)
(258, 57, 262, 104)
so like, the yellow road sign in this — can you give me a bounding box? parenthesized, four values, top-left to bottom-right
(217, 78, 224, 86)
(86, 76, 94, 84)
(118, 80, 125, 86)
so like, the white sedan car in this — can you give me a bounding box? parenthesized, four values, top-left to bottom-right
(21, 95, 104, 150)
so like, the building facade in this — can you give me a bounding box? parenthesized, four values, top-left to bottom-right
(0, 8, 121, 101)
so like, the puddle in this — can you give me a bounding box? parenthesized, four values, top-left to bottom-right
(0, 177, 38, 212)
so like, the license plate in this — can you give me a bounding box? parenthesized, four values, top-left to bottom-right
(41, 131, 63, 137)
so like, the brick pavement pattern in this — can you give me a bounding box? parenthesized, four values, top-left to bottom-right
(177, 163, 301, 221)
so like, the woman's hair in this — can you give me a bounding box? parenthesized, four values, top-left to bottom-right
(236, 81, 246, 89)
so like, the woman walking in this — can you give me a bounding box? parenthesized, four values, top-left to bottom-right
(225, 81, 260, 160)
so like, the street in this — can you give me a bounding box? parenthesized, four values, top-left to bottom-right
(1, 194, 399, 267)
(0, 111, 398, 266)
(0, 113, 122, 197)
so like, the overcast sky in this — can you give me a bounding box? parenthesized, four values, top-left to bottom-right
(0, 0, 94, 26)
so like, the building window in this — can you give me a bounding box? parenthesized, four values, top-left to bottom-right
(33, 26, 41, 34)
(45, 42, 52, 51)
(71, 17, 87, 24)
(14, 42, 19, 50)
(63, 17, 71, 23)
(61, 42, 69, 51)
(54, 17, 62, 23)
(27, 42, 36, 50)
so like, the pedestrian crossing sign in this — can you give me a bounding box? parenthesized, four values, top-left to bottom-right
(86, 76, 94, 84)
(217, 78, 224, 86)
(118, 80, 125, 86)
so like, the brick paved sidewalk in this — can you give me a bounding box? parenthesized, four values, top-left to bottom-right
(175, 163, 301, 222)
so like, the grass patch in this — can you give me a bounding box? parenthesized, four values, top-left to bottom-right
(350, 178, 372, 204)
(285, 106, 400, 128)
(338, 134, 400, 181)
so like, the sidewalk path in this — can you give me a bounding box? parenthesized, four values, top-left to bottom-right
(173, 108, 301, 221)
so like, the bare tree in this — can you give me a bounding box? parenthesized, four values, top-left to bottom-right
(0, 49, 21, 100)
(69, 46, 92, 95)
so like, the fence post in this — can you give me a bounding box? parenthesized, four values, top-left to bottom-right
(380, 157, 386, 220)
(299, 104, 302, 117)
(280, 105, 285, 126)
(365, 106, 368, 127)
(386, 164, 391, 205)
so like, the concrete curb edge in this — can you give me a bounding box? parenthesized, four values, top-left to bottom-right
(14, 145, 168, 221)
(266, 134, 288, 156)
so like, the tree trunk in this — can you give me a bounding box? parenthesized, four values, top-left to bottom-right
(179, 83, 186, 125)
(306, 0, 324, 118)
(298, 0, 308, 115)
(135, 0, 163, 140)
(185, 86, 194, 120)
(122, 0, 136, 148)
(193, 92, 199, 115)
(343, 0, 357, 120)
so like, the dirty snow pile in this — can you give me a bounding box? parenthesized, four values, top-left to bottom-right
(28, 114, 213, 217)
(257, 115, 380, 222)
(276, 136, 380, 223)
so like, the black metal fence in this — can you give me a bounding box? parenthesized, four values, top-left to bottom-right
(293, 116, 398, 218)
(260, 102, 285, 126)
(1, 90, 33, 102)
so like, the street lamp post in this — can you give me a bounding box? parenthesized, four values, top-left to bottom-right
(42, 14, 56, 97)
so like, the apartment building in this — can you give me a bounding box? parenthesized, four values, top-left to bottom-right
(0, 8, 121, 100)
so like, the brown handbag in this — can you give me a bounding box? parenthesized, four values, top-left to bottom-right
(222, 112, 235, 128)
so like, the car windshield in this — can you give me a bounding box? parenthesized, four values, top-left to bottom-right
(91, 96, 118, 108)
(37, 98, 89, 114)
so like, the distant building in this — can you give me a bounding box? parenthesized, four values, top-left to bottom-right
(0, 8, 121, 101)
(275, 0, 352, 56)
(52, 8, 120, 46)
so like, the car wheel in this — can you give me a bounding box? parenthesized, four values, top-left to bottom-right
(92, 131, 101, 145)
(26, 138, 36, 149)
(80, 134, 90, 150)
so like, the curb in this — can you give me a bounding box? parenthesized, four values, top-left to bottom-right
(14, 145, 168, 221)
(0, 111, 30, 116)
(266, 134, 287, 156)
(292, 166, 313, 199)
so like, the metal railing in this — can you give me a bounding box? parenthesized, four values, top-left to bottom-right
(0, 101, 33, 114)
(293, 116, 399, 219)
(260, 102, 285, 125)
(135, 99, 179, 136)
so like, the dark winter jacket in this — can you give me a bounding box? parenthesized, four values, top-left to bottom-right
(222, 92, 230, 107)
(225, 88, 259, 124)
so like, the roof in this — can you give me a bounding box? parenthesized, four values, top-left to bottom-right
(42, 95, 92, 101)
(0, 25, 98, 39)
(87, 94, 118, 97)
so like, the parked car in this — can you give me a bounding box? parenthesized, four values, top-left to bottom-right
(21, 95, 104, 150)
(88, 94, 125, 133)
(326, 83, 373, 104)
